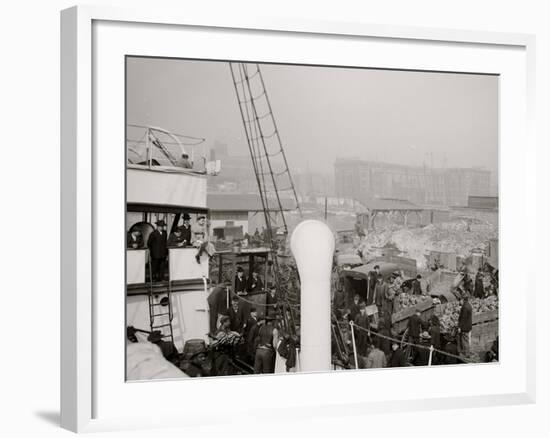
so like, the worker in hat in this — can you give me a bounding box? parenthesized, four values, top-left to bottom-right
(176, 152, 193, 169)
(176, 213, 192, 245)
(234, 266, 248, 296)
(147, 219, 168, 282)
(127, 228, 144, 249)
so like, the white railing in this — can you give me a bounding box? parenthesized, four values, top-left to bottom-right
(126, 124, 207, 171)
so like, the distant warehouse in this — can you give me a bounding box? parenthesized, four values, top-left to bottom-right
(467, 195, 498, 210)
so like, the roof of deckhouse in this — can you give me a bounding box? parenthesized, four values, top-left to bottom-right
(207, 193, 295, 212)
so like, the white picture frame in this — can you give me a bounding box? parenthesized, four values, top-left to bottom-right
(60, 5, 536, 433)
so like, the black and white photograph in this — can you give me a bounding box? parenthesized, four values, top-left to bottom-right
(125, 57, 499, 380)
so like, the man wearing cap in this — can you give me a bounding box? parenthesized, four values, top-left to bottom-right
(413, 331, 432, 366)
(176, 152, 193, 169)
(177, 213, 192, 245)
(147, 219, 168, 282)
(458, 294, 473, 357)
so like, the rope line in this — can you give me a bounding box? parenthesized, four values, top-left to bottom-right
(350, 322, 475, 364)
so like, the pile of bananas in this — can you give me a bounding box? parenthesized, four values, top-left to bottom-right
(440, 296, 499, 333)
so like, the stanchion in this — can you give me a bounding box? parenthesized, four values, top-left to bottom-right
(350, 321, 359, 369)
(428, 345, 434, 366)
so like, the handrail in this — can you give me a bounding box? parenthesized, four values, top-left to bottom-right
(126, 124, 207, 169)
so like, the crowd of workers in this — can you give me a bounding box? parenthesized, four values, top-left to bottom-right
(204, 265, 295, 375)
(332, 264, 498, 368)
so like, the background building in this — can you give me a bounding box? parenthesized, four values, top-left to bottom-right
(334, 158, 491, 206)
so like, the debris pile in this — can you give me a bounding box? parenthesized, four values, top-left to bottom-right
(359, 219, 498, 269)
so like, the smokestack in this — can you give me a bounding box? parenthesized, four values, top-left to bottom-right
(290, 220, 334, 372)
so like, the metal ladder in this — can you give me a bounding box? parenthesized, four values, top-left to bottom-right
(147, 256, 175, 343)
(229, 62, 302, 334)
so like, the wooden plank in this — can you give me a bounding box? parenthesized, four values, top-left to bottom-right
(473, 309, 499, 325)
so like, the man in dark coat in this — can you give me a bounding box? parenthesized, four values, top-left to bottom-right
(244, 308, 260, 362)
(234, 266, 248, 295)
(207, 283, 230, 335)
(374, 276, 387, 314)
(474, 270, 485, 298)
(266, 287, 279, 317)
(247, 271, 264, 294)
(228, 296, 247, 334)
(147, 219, 168, 282)
(389, 341, 407, 367)
(443, 340, 460, 365)
(408, 309, 423, 343)
(127, 229, 144, 249)
(367, 265, 380, 305)
(412, 274, 423, 295)
(167, 228, 186, 247)
(254, 317, 275, 373)
(458, 295, 473, 357)
(462, 272, 474, 296)
(413, 332, 432, 366)
(333, 287, 346, 312)
(377, 316, 392, 356)
(429, 315, 442, 365)
(353, 302, 370, 356)
(407, 309, 424, 362)
(349, 294, 361, 322)
(176, 213, 192, 246)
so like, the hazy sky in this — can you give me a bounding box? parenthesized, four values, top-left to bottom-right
(126, 57, 498, 182)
